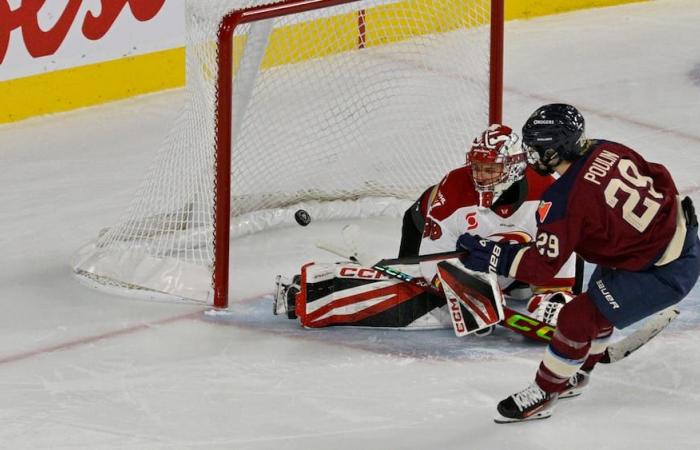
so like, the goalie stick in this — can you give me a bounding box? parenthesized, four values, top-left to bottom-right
(316, 238, 553, 342)
(598, 307, 679, 364)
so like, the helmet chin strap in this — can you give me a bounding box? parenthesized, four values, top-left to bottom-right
(533, 161, 555, 176)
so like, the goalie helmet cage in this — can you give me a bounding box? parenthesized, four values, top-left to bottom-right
(73, 0, 504, 309)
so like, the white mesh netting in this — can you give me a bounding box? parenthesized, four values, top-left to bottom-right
(73, 0, 496, 304)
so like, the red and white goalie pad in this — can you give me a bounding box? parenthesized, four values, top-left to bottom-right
(436, 260, 505, 336)
(295, 262, 446, 329)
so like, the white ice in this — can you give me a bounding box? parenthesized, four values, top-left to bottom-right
(2, 1, 700, 448)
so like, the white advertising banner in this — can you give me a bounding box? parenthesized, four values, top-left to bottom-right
(0, 0, 185, 82)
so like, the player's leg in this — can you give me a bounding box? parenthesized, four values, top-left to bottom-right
(586, 199, 699, 330)
(497, 221, 700, 422)
(535, 292, 613, 398)
(494, 292, 610, 423)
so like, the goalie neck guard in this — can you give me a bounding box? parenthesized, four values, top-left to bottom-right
(467, 124, 527, 208)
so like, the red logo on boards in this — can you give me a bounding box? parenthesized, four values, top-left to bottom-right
(537, 201, 552, 222)
(0, 0, 166, 64)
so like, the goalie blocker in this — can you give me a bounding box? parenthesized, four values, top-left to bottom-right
(275, 261, 501, 333)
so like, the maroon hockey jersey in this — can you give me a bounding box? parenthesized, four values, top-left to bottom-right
(510, 140, 683, 285)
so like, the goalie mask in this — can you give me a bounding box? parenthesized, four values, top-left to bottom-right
(467, 124, 527, 208)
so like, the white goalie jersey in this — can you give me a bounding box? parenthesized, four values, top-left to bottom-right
(419, 165, 576, 291)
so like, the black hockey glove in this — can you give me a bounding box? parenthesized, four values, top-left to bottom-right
(456, 233, 520, 277)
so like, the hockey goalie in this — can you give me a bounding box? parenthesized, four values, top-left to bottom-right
(274, 125, 579, 335)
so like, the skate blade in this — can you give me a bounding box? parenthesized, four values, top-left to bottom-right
(273, 275, 289, 316)
(559, 390, 583, 399)
(493, 409, 552, 424)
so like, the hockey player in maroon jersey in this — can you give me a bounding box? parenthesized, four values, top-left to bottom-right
(274, 125, 577, 331)
(456, 104, 700, 422)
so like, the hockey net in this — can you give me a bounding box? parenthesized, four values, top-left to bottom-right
(73, 0, 503, 307)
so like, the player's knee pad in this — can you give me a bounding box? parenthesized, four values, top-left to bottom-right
(555, 293, 605, 343)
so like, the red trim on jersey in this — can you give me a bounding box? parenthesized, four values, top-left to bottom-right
(428, 166, 480, 222)
(538, 201, 552, 222)
(523, 167, 556, 202)
(427, 166, 555, 222)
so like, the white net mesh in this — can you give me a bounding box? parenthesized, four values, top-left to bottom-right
(73, 0, 496, 304)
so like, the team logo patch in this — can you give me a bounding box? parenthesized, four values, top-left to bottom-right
(465, 212, 478, 230)
(489, 231, 532, 244)
(537, 201, 552, 222)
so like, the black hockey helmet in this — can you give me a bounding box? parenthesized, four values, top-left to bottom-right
(521, 104, 586, 174)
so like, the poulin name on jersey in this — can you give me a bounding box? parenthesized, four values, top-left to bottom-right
(583, 149, 620, 185)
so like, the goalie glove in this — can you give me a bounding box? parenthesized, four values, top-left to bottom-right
(526, 291, 574, 327)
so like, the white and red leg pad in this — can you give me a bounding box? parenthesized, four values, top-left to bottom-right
(436, 260, 505, 336)
(296, 262, 438, 329)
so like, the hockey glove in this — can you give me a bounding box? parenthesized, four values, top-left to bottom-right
(456, 233, 520, 277)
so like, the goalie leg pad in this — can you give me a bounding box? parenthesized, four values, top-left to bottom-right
(436, 260, 505, 337)
(296, 262, 444, 329)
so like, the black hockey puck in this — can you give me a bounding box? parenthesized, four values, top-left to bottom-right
(294, 209, 311, 226)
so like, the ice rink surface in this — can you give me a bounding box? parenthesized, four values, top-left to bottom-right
(2, 1, 700, 448)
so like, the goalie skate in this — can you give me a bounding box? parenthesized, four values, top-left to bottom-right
(274, 275, 300, 319)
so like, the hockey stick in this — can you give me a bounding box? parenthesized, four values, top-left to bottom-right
(371, 261, 554, 343)
(315, 239, 466, 267)
(374, 251, 468, 266)
(316, 239, 679, 359)
(598, 308, 679, 364)
(373, 261, 680, 362)
(315, 240, 553, 342)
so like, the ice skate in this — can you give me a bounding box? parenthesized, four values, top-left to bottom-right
(559, 370, 590, 399)
(494, 383, 558, 423)
(273, 275, 300, 319)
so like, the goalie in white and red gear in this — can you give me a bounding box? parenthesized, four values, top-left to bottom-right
(276, 125, 580, 331)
